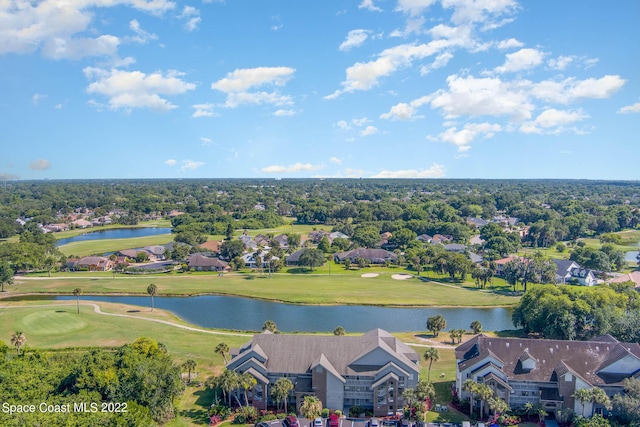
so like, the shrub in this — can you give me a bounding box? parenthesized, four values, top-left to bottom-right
(321, 408, 330, 418)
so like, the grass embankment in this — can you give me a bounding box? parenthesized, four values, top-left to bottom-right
(10, 273, 520, 307)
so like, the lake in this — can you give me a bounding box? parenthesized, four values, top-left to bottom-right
(56, 227, 172, 246)
(49, 294, 516, 333)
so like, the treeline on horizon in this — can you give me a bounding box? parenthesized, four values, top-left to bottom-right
(1, 179, 639, 243)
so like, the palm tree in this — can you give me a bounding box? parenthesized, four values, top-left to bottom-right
(240, 372, 257, 407)
(462, 379, 479, 418)
(271, 377, 294, 412)
(470, 320, 482, 334)
(182, 359, 197, 383)
(73, 287, 82, 314)
(300, 395, 323, 420)
(423, 347, 440, 382)
(215, 342, 230, 364)
(11, 331, 26, 355)
(147, 283, 157, 312)
(333, 326, 346, 336)
(573, 388, 591, 417)
(262, 319, 278, 333)
(477, 384, 494, 419)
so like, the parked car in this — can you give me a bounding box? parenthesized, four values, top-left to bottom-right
(370, 418, 379, 427)
(284, 416, 300, 427)
(256, 423, 271, 427)
(329, 414, 340, 427)
(314, 418, 323, 427)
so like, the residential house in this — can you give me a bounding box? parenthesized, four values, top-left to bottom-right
(431, 234, 452, 244)
(198, 240, 222, 253)
(553, 259, 581, 284)
(328, 231, 349, 241)
(608, 271, 640, 289)
(117, 249, 157, 262)
(552, 259, 597, 286)
(494, 256, 518, 276)
(416, 234, 433, 243)
(468, 253, 484, 264)
(74, 256, 113, 271)
(334, 248, 397, 264)
(455, 334, 640, 417)
(144, 245, 167, 260)
(443, 243, 468, 253)
(239, 235, 258, 250)
(43, 223, 69, 232)
(467, 218, 490, 228)
(273, 234, 289, 249)
(186, 253, 230, 272)
(308, 230, 329, 243)
(285, 249, 306, 266)
(227, 329, 420, 416)
(72, 219, 93, 228)
(254, 234, 270, 246)
(242, 250, 279, 269)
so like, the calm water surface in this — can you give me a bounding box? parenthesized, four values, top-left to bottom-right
(50, 295, 515, 332)
(56, 227, 172, 246)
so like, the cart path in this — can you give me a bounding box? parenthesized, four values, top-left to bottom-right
(0, 302, 252, 337)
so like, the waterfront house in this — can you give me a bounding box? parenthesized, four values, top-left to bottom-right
(227, 329, 420, 415)
(455, 334, 640, 418)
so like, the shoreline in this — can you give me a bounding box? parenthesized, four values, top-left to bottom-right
(0, 290, 518, 309)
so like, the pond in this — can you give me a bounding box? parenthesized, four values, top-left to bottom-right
(56, 227, 172, 246)
(625, 250, 639, 263)
(47, 295, 515, 333)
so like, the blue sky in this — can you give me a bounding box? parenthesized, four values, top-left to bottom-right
(1, 0, 639, 180)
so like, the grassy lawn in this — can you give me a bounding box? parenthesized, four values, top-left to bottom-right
(58, 233, 175, 257)
(0, 301, 251, 426)
(10, 272, 520, 307)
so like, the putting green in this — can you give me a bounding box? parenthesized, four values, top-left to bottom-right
(20, 310, 89, 335)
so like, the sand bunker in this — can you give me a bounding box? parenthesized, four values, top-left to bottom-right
(391, 274, 413, 280)
(361, 273, 380, 278)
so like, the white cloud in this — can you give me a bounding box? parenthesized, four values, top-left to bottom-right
(184, 17, 201, 32)
(519, 108, 587, 134)
(420, 51, 453, 74)
(165, 159, 177, 166)
(496, 38, 524, 49)
(84, 67, 196, 112)
(371, 163, 445, 178)
(336, 120, 351, 130)
(329, 157, 342, 165)
(32, 93, 46, 105)
(191, 103, 218, 118)
(273, 109, 297, 116)
(129, 20, 158, 44)
(438, 122, 502, 151)
(29, 159, 51, 170)
(358, 0, 382, 12)
(0, 0, 174, 59)
(181, 160, 205, 171)
(326, 41, 449, 98)
(339, 29, 371, 51)
(212, 67, 295, 108)
(380, 95, 432, 120)
(431, 74, 535, 121)
(618, 103, 640, 114)
(547, 55, 574, 71)
(530, 75, 626, 104)
(441, 0, 518, 25)
(352, 117, 371, 127)
(200, 137, 213, 146)
(395, 0, 436, 16)
(262, 163, 325, 173)
(495, 48, 545, 73)
(360, 125, 379, 136)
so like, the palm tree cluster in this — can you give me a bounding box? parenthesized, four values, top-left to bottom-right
(207, 370, 258, 408)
